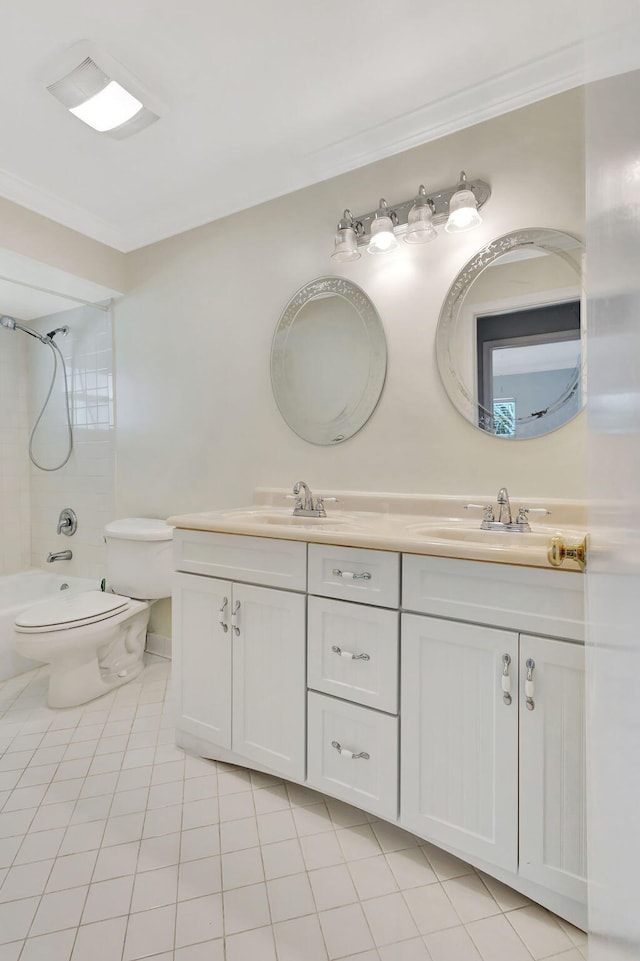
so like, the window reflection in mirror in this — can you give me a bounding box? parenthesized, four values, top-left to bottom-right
(476, 300, 581, 438)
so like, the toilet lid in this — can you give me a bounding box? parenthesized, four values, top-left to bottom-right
(15, 591, 130, 630)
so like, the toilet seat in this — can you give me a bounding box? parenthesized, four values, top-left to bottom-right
(15, 591, 130, 634)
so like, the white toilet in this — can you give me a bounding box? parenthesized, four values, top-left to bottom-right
(13, 518, 173, 708)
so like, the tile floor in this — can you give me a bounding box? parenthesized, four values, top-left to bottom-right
(0, 655, 589, 961)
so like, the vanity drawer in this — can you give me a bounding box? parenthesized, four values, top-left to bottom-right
(307, 691, 398, 820)
(402, 554, 584, 641)
(173, 530, 307, 591)
(308, 544, 399, 608)
(308, 597, 399, 713)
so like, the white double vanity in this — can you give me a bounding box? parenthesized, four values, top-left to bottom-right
(168, 488, 587, 930)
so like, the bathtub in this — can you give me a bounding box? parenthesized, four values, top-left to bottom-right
(0, 569, 97, 681)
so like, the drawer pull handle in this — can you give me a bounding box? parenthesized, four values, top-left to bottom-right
(331, 740, 370, 760)
(231, 600, 241, 637)
(218, 597, 229, 633)
(332, 569, 372, 581)
(501, 653, 512, 705)
(525, 658, 535, 711)
(331, 645, 370, 661)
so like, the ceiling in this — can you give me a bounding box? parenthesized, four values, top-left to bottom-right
(0, 1, 638, 256)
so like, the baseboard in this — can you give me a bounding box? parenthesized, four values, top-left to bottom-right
(145, 632, 172, 659)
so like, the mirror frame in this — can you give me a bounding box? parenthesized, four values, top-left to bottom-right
(271, 276, 387, 445)
(436, 228, 584, 439)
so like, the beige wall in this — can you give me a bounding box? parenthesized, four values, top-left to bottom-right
(116, 90, 585, 536)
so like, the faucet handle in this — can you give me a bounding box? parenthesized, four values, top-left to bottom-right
(465, 504, 495, 522)
(516, 507, 552, 523)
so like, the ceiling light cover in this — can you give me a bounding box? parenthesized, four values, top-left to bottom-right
(331, 210, 362, 262)
(46, 52, 158, 138)
(405, 185, 437, 244)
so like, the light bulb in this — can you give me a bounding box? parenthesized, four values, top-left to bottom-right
(405, 186, 437, 244)
(368, 200, 398, 254)
(445, 172, 482, 233)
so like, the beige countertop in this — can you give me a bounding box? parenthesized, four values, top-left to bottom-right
(168, 488, 588, 572)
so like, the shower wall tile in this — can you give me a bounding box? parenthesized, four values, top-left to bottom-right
(28, 305, 116, 583)
(0, 330, 31, 574)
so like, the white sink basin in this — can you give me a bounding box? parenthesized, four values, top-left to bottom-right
(413, 525, 554, 548)
(219, 509, 351, 528)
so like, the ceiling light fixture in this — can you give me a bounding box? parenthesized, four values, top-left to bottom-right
(44, 42, 160, 139)
(331, 171, 490, 259)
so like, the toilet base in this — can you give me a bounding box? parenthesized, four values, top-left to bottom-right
(15, 602, 151, 709)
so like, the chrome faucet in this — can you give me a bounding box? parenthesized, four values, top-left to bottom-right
(47, 550, 72, 563)
(465, 487, 551, 532)
(286, 480, 338, 518)
(496, 488, 512, 526)
(57, 508, 77, 536)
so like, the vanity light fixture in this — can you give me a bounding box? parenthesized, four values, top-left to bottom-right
(331, 171, 490, 259)
(44, 42, 159, 139)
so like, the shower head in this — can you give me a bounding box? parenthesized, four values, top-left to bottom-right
(46, 326, 70, 340)
(0, 315, 50, 344)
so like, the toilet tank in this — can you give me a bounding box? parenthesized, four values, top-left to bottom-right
(104, 518, 173, 600)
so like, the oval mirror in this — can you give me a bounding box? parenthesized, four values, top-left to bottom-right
(271, 276, 387, 445)
(436, 228, 584, 439)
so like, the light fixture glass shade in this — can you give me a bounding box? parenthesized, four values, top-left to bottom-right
(331, 226, 361, 262)
(69, 80, 143, 132)
(445, 175, 482, 233)
(368, 215, 398, 254)
(405, 190, 437, 244)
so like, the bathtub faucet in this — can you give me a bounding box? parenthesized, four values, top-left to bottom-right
(47, 550, 72, 563)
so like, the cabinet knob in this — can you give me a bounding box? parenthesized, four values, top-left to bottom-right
(331, 740, 370, 760)
(548, 534, 587, 571)
(331, 645, 370, 661)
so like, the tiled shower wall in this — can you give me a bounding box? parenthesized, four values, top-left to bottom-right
(0, 328, 30, 574)
(27, 303, 115, 582)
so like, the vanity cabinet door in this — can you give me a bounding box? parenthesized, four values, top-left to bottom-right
(519, 635, 587, 904)
(172, 572, 233, 749)
(401, 613, 518, 872)
(231, 583, 306, 781)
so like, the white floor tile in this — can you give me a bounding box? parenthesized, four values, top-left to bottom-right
(337, 824, 383, 861)
(301, 830, 346, 870)
(46, 850, 97, 893)
(419, 843, 474, 882)
(379, 938, 431, 961)
(254, 784, 291, 814)
(178, 855, 222, 900)
(362, 892, 420, 947)
(267, 871, 315, 922)
(319, 902, 376, 959)
(0, 895, 40, 944)
(93, 841, 140, 882)
(466, 914, 534, 961)
(82, 874, 134, 923)
(123, 903, 176, 960)
(220, 816, 260, 853)
(221, 846, 265, 889)
(349, 855, 399, 900)
(257, 809, 297, 845)
(180, 825, 220, 862)
(175, 892, 223, 947)
(0, 858, 53, 901)
(261, 838, 305, 879)
(218, 791, 256, 823)
(19, 927, 77, 961)
(225, 924, 277, 961)
(223, 881, 271, 935)
(403, 883, 461, 936)
(71, 918, 127, 961)
(385, 849, 438, 890)
(441, 875, 501, 923)
(137, 831, 181, 872)
(273, 914, 329, 961)
(476, 872, 532, 912)
(30, 885, 88, 936)
(506, 905, 574, 959)
(310, 863, 359, 911)
(424, 924, 483, 960)
(175, 938, 225, 960)
(131, 865, 178, 912)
